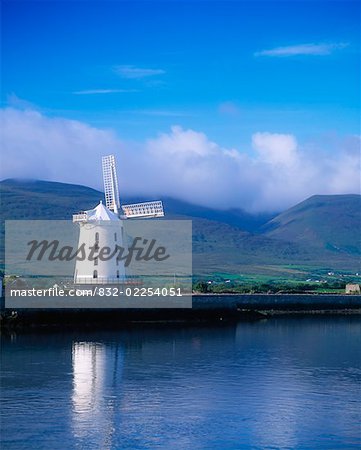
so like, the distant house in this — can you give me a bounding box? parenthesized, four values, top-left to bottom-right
(345, 284, 361, 294)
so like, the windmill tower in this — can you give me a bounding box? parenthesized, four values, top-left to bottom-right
(73, 155, 164, 285)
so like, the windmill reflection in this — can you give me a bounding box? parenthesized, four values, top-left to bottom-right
(71, 341, 124, 448)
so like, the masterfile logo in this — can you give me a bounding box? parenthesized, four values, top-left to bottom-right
(25, 237, 170, 266)
(5, 220, 192, 309)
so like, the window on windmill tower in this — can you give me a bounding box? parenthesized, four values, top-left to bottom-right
(93, 270, 98, 279)
(95, 232, 99, 243)
(114, 232, 117, 241)
(94, 257, 98, 266)
(117, 270, 120, 278)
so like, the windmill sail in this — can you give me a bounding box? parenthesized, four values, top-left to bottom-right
(122, 200, 164, 218)
(102, 154, 164, 218)
(102, 155, 120, 214)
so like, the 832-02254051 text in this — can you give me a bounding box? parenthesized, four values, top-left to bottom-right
(9, 287, 184, 298)
(92, 287, 183, 297)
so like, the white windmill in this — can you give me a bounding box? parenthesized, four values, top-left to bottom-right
(73, 154, 164, 285)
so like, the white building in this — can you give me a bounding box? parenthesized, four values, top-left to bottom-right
(73, 202, 125, 284)
(345, 284, 361, 294)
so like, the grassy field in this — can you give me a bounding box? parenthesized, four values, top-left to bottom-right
(193, 268, 360, 294)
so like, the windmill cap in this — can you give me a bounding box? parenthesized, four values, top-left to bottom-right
(85, 202, 120, 221)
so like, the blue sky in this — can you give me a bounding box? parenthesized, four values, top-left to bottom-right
(1, 1, 360, 211)
(2, 0, 360, 145)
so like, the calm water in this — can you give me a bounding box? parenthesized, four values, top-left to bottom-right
(1, 317, 360, 449)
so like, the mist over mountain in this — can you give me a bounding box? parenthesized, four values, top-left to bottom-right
(2, 108, 360, 214)
(0, 179, 274, 231)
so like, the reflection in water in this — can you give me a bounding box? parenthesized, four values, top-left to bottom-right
(1, 318, 361, 449)
(72, 342, 106, 417)
(72, 342, 124, 449)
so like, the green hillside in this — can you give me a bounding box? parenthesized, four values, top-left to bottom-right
(1, 179, 360, 283)
(262, 195, 361, 255)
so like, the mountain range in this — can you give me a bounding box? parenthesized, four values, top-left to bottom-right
(1, 179, 360, 280)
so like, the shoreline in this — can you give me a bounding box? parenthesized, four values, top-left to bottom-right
(1, 293, 360, 330)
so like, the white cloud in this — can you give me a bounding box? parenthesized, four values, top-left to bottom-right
(0, 107, 359, 213)
(252, 132, 298, 167)
(73, 89, 138, 95)
(147, 125, 219, 157)
(0, 108, 121, 187)
(114, 65, 165, 79)
(255, 42, 348, 57)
